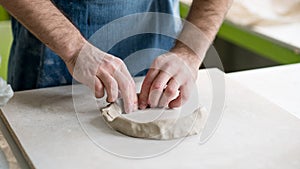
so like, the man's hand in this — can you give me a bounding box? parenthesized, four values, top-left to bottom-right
(139, 45, 201, 109)
(138, 0, 232, 109)
(66, 42, 138, 113)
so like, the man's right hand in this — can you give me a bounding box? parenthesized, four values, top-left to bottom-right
(0, 0, 138, 113)
(65, 41, 138, 113)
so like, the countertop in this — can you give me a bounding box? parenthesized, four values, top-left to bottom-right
(1, 68, 300, 169)
(228, 63, 300, 118)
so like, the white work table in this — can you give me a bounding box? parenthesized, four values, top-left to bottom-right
(0, 68, 300, 169)
(228, 63, 300, 118)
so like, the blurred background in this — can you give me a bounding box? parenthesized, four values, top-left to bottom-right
(180, 0, 300, 72)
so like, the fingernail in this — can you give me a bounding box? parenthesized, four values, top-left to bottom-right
(139, 104, 146, 110)
(130, 106, 134, 113)
(150, 104, 156, 108)
(133, 104, 138, 111)
(158, 104, 165, 108)
(125, 108, 131, 114)
(139, 101, 146, 109)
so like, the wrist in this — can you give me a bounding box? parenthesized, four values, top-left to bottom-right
(171, 42, 202, 70)
(59, 33, 87, 63)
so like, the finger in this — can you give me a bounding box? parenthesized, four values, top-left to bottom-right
(158, 78, 180, 108)
(110, 57, 136, 113)
(148, 71, 171, 108)
(97, 71, 118, 103)
(114, 69, 135, 113)
(131, 81, 138, 112)
(120, 65, 138, 112)
(132, 92, 138, 111)
(139, 68, 160, 109)
(168, 84, 190, 108)
(94, 77, 105, 98)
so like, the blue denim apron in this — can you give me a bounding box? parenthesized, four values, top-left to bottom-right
(8, 0, 180, 91)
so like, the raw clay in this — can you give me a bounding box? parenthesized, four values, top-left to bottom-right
(100, 103, 208, 140)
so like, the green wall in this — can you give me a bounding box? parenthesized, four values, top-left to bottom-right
(0, 6, 12, 80)
(0, 6, 9, 21)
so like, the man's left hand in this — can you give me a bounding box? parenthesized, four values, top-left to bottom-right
(139, 46, 201, 109)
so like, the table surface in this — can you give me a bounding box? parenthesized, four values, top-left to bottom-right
(228, 63, 300, 118)
(1, 68, 300, 169)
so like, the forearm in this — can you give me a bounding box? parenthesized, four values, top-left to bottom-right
(186, 0, 232, 42)
(0, 0, 85, 61)
(174, 0, 232, 64)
